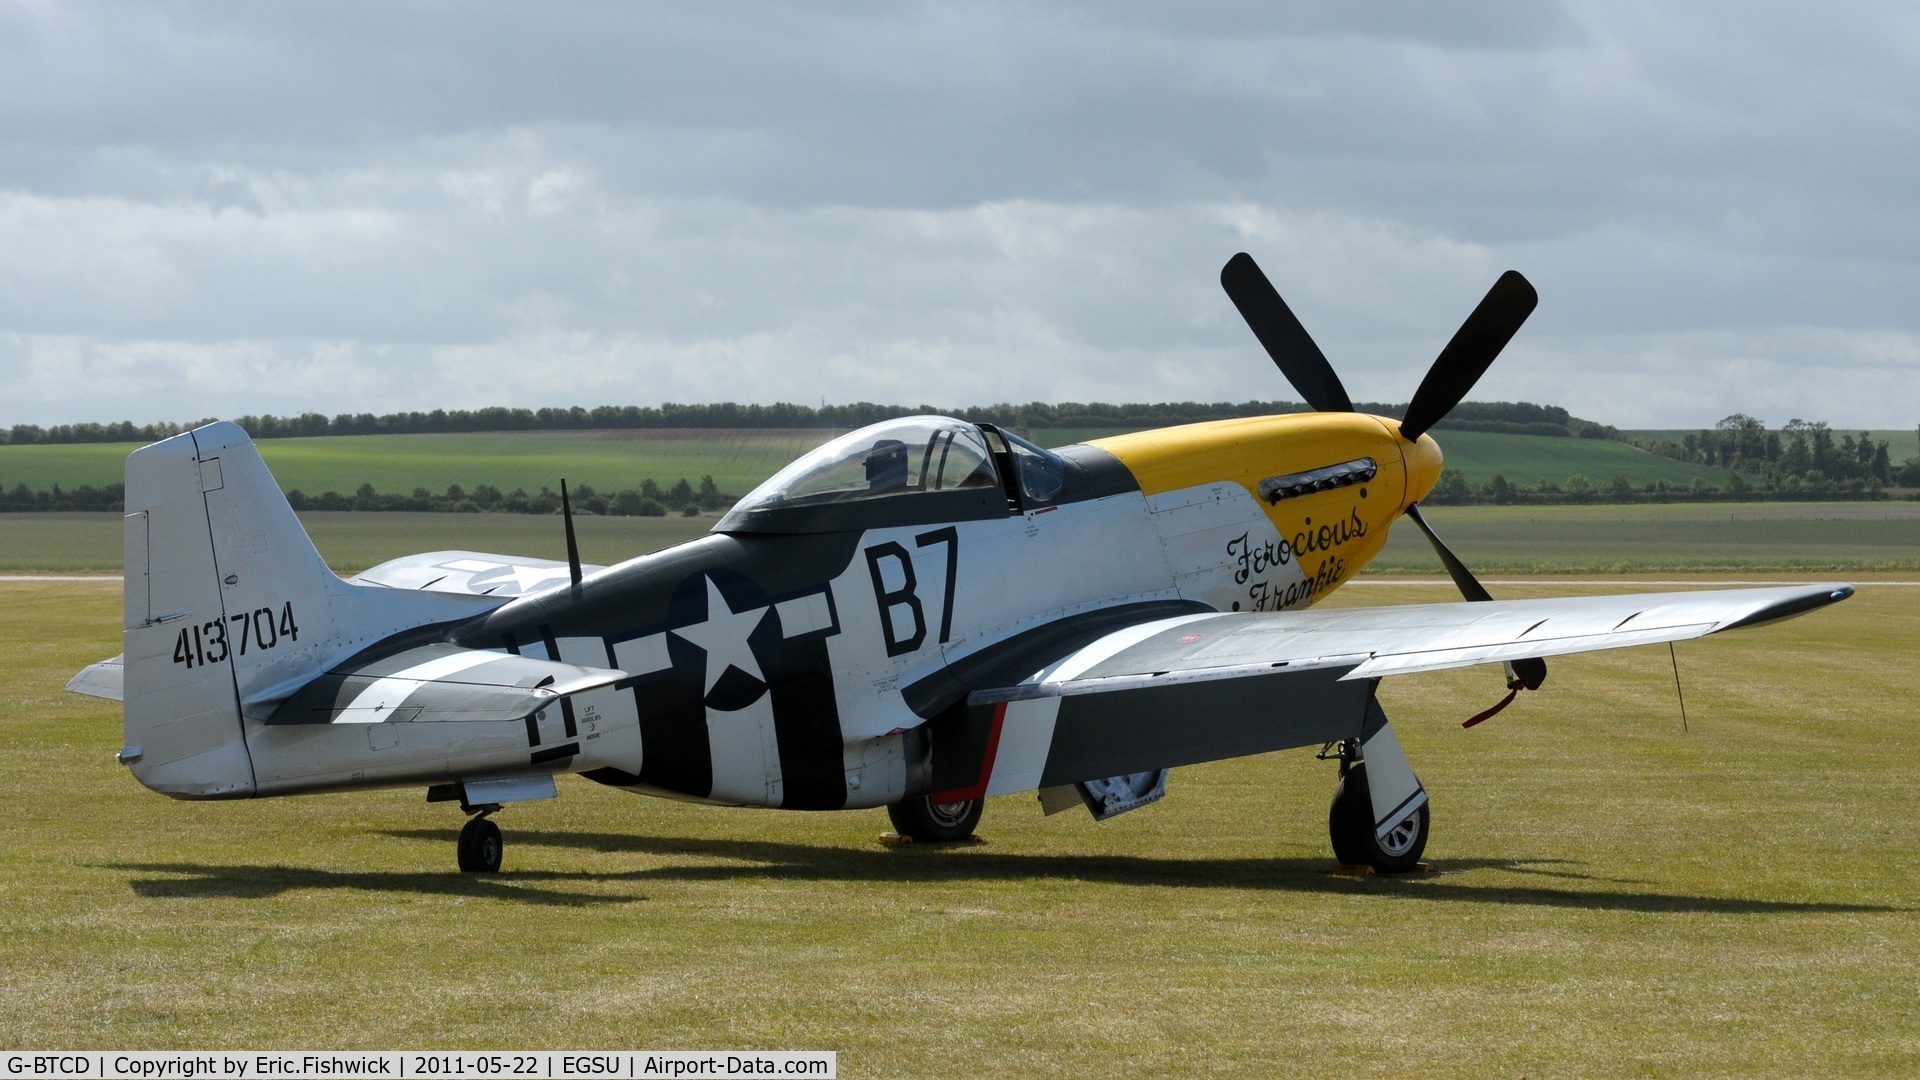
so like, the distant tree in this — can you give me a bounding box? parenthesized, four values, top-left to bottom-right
(1426, 471, 1473, 505)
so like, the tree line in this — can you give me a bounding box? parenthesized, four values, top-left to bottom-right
(2, 400, 1606, 445)
(1, 477, 737, 516)
(286, 477, 733, 516)
(1630, 415, 1920, 492)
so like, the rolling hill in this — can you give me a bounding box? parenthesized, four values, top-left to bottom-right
(0, 423, 1751, 499)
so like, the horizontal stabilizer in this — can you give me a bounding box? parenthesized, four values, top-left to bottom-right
(66, 654, 125, 701)
(268, 643, 626, 726)
(350, 550, 607, 597)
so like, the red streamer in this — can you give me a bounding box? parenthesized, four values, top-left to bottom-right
(1462, 686, 1522, 729)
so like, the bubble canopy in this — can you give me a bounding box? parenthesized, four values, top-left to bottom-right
(716, 416, 1015, 534)
(741, 417, 996, 507)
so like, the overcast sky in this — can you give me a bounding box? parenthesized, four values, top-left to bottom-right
(2, 1, 1916, 429)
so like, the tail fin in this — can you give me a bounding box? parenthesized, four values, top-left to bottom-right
(121, 422, 500, 798)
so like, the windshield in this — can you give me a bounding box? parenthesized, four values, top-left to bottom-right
(1002, 429, 1067, 503)
(733, 417, 998, 512)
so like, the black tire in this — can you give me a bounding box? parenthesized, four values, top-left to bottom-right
(887, 795, 983, 843)
(1329, 762, 1429, 873)
(457, 816, 503, 873)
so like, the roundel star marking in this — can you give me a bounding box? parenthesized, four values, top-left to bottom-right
(670, 575, 772, 696)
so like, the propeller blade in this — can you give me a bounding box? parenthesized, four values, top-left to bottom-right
(1220, 252, 1354, 413)
(1404, 502, 1547, 690)
(1397, 270, 1538, 442)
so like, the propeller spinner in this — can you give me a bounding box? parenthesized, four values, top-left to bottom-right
(1221, 253, 1546, 690)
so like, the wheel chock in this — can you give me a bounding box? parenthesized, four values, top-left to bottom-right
(1328, 862, 1435, 876)
(878, 832, 987, 846)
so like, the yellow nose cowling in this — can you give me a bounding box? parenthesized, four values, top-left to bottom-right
(1401, 430, 1444, 507)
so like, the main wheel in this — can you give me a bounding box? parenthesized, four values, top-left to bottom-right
(887, 795, 983, 843)
(457, 816, 503, 873)
(1329, 762, 1429, 873)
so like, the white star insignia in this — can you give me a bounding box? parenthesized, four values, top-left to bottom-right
(469, 563, 571, 594)
(670, 576, 771, 695)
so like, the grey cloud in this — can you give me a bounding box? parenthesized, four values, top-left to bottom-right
(0, 1, 1915, 428)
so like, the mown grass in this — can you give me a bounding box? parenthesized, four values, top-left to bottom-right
(1371, 501, 1920, 573)
(3, 577, 1915, 1073)
(0, 424, 1735, 499)
(5, 501, 1917, 574)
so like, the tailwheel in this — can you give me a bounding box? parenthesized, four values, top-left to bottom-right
(887, 795, 983, 843)
(457, 815, 504, 873)
(1329, 761, 1429, 873)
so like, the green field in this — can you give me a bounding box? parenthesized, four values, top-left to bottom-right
(1054, 427, 1735, 488)
(5, 577, 1915, 1072)
(1409, 429, 1732, 487)
(0, 511, 720, 574)
(0, 430, 838, 498)
(6, 501, 1918, 575)
(0, 424, 1734, 499)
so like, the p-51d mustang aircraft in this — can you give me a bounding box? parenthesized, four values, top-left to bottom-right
(69, 254, 1852, 873)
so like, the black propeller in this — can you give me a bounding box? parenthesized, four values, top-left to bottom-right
(1220, 252, 1354, 413)
(1403, 504, 1547, 690)
(1221, 253, 1546, 692)
(1398, 270, 1538, 442)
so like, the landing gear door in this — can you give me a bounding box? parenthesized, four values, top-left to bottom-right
(1358, 698, 1425, 838)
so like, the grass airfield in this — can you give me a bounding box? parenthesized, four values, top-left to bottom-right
(5, 499, 1919, 575)
(4, 575, 1916, 1074)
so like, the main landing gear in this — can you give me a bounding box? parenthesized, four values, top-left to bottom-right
(887, 794, 984, 842)
(1322, 697, 1432, 874)
(429, 782, 508, 873)
(431, 775, 560, 873)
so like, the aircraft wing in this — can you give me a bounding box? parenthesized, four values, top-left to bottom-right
(349, 550, 607, 597)
(973, 583, 1854, 704)
(265, 643, 626, 725)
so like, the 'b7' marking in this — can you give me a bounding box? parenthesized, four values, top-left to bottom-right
(864, 527, 959, 657)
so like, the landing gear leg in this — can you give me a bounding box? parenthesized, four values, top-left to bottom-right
(1325, 693, 1431, 873)
(457, 812, 503, 873)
